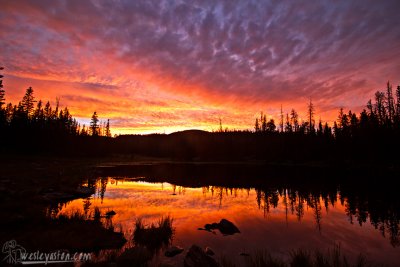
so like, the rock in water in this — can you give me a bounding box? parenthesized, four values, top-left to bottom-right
(218, 219, 240, 235)
(165, 246, 184, 257)
(184, 245, 219, 267)
(204, 224, 213, 231)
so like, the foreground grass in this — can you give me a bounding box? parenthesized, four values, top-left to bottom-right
(133, 216, 174, 251)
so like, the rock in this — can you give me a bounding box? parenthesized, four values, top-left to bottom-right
(205, 247, 215, 256)
(204, 223, 219, 231)
(184, 245, 219, 267)
(218, 219, 240, 235)
(204, 224, 213, 231)
(199, 219, 240, 235)
(165, 246, 184, 257)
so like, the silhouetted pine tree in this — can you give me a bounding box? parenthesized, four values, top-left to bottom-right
(254, 117, 260, 132)
(0, 67, 5, 128)
(90, 111, 100, 136)
(317, 119, 323, 137)
(21, 87, 36, 118)
(279, 105, 284, 132)
(0, 67, 5, 110)
(323, 122, 332, 139)
(266, 119, 276, 132)
(81, 124, 88, 136)
(261, 113, 267, 132)
(4, 103, 13, 123)
(307, 99, 315, 135)
(386, 81, 395, 126)
(375, 91, 386, 125)
(290, 109, 299, 132)
(285, 113, 292, 133)
(105, 119, 111, 137)
(396, 85, 400, 125)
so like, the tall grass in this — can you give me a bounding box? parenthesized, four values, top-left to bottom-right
(244, 251, 286, 267)
(133, 216, 174, 251)
(290, 249, 312, 267)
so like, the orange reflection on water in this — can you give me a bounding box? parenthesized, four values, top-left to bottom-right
(58, 179, 399, 266)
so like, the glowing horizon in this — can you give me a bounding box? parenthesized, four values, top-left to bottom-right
(1, 1, 399, 135)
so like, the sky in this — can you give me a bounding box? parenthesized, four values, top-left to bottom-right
(1, 0, 399, 135)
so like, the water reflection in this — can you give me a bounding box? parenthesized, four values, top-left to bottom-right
(54, 177, 400, 266)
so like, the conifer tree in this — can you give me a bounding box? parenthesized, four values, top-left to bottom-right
(254, 118, 260, 132)
(0, 67, 5, 110)
(386, 81, 395, 125)
(266, 119, 276, 132)
(261, 114, 267, 132)
(307, 99, 315, 134)
(290, 109, 299, 132)
(21, 87, 36, 117)
(0, 67, 5, 127)
(90, 111, 99, 136)
(105, 119, 111, 137)
(285, 113, 292, 133)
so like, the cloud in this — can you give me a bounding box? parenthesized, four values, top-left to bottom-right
(1, 0, 400, 133)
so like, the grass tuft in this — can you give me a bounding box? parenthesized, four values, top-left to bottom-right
(133, 215, 174, 252)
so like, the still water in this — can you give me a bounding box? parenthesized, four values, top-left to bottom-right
(57, 177, 399, 266)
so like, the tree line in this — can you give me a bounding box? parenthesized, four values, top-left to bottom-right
(0, 67, 111, 139)
(1, 65, 400, 161)
(253, 81, 400, 139)
(0, 67, 115, 155)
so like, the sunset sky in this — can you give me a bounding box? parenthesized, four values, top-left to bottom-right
(1, 0, 399, 134)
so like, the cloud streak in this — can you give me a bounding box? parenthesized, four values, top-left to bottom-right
(1, 0, 399, 133)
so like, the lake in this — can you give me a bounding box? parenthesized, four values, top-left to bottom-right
(54, 164, 400, 266)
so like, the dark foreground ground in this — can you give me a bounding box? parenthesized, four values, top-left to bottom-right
(0, 156, 128, 255)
